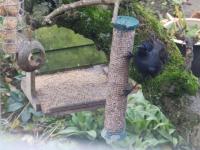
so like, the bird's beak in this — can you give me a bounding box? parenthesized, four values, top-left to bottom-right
(137, 45, 144, 49)
(137, 45, 142, 48)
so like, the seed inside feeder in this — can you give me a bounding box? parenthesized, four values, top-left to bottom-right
(3, 40, 17, 53)
(4, 0, 19, 16)
(0, 5, 6, 16)
(3, 17, 18, 30)
(3, 30, 16, 40)
(0, 30, 4, 43)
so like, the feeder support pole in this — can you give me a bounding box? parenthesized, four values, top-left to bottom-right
(101, 16, 139, 143)
(112, 0, 120, 23)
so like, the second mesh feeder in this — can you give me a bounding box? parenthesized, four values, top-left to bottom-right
(0, 0, 24, 53)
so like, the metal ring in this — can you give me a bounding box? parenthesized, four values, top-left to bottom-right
(17, 40, 45, 72)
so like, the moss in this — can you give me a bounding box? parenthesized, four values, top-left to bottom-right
(122, 2, 199, 102)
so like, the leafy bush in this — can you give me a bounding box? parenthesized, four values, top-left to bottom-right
(125, 91, 179, 149)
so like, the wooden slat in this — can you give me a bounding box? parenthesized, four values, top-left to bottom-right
(21, 72, 41, 111)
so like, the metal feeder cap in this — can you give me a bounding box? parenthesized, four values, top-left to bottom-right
(113, 16, 139, 31)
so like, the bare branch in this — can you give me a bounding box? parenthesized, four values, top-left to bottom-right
(44, 0, 119, 24)
(112, 1, 120, 23)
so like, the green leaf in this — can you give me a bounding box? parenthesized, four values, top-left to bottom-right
(142, 138, 168, 147)
(29, 107, 43, 117)
(146, 116, 158, 122)
(157, 130, 173, 142)
(53, 127, 97, 140)
(169, 129, 176, 135)
(86, 130, 97, 140)
(7, 102, 24, 112)
(153, 123, 168, 130)
(54, 127, 80, 137)
(172, 0, 184, 4)
(172, 137, 178, 146)
(21, 108, 32, 123)
(14, 74, 25, 81)
(8, 91, 25, 103)
(0, 79, 6, 89)
(71, 114, 79, 125)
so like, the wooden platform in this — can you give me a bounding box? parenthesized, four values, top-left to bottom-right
(21, 65, 108, 115)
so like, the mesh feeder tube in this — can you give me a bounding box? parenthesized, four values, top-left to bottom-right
(101, 16, 139, 143)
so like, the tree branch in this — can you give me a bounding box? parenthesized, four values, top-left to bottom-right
(112, 1, 120, 23)
(44, 0, 119, 24)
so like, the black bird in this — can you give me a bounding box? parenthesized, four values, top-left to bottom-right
(134, 38, 168, 77)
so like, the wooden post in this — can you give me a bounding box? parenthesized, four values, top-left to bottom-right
(0, 90, 1, 119)
(21, 72, 41, 111)
(102, 16, 139, 143)
(25, 72, 36, 97)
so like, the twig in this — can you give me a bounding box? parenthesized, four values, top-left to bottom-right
(44, 0, 121, 24)
(15, 102, 30, 121)
(112, 1, 120, 23)
(0, 93, 1, 119)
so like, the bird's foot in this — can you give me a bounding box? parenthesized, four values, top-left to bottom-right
(123, 82, 141, 97)
(125, 51, 134, 60)
(123, 83, 134, 97)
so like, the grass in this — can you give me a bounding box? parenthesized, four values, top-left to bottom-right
(34, 25, 107, 73)
(34, 25, 94, 50)
(39, 45, 107, 73)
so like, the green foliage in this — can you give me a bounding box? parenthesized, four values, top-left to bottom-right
(146, 70, 199, 98)
(53, 111, 104, 140)
(24, 0, 60, 28)
(0, 66, 42, 124)
(186, 25, 200, 38)
(172, 0, 185, 5)
(6, 91, 25, 113)
(66, 111, 103, 133)
(55, 6, 113, 56)
(31, 2, 50, 25)
(53, 127, 97, 140)
(3, 88, 42, 124)
(124, 91, 180, 149)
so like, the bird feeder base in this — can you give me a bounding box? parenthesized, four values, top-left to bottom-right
(21, 65, 108, 116)
(101, 128, 126, 144)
